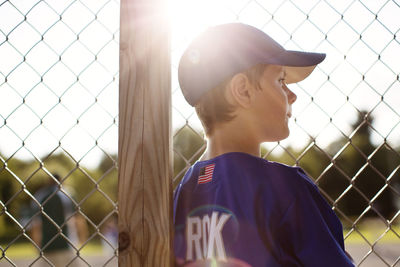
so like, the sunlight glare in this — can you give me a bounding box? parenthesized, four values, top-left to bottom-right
(169, 0, 235, 43)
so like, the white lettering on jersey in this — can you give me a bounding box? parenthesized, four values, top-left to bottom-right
(207, 212, 231, 260)
(202, 215, 210, 259)
(186, 212, 231, 261)
(186, 216, 202, 260)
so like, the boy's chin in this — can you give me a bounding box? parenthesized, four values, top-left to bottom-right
(282, 128, 290, 139)
(262, 128, 290, 142)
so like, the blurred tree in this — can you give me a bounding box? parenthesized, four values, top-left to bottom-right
(262, 145, 300, 167)
(77, 154, 118, 226)
(0, 153, 33, 241)
(319, 111, 398, 221)
(98, 153, 117, 174)
(173, 125, 205, 188)
(67, 158, 116, 227)
(0, 151, 119, 242)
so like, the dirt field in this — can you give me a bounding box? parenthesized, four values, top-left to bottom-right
(346, 243, 400, 266)
(0, 255, 117, 267)
(1, 244, 399, 267)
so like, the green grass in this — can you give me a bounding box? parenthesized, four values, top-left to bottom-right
(2, 225, 399, 259)
(0, 242, 104, 259)
(344, 224, 400, 244)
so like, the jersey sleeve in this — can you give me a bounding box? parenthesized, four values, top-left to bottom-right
(276, 168, 354, 267)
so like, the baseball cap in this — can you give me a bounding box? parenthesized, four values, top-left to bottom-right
(178, 23, 326, 107)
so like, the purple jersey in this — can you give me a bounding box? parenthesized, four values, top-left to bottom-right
(173, 152, 354, 267)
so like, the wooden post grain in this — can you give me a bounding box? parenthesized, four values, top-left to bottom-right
(118, 0, 172, 265)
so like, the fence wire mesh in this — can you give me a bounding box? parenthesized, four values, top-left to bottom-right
(171, 0, 400, 266)
(0, 0, 399, 266)
(0, 0, 119, 266)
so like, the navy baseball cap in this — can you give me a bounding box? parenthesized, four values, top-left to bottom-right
(178, 23, 326, 106)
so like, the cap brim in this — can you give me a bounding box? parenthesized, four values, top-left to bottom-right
(267, 50, 326, 84)
(285, 65, 318, 84)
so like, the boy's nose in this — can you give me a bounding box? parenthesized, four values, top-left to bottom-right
(288, 89, 297, 104)
(284, 84, 297, 104)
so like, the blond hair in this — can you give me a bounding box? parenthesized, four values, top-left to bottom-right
(195, 64, 267, 137)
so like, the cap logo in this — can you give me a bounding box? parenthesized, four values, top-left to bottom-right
(188, 48, 200, 64)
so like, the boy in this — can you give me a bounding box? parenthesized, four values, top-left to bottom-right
(174, 23, 354, 266)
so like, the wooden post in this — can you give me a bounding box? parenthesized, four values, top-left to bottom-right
(118, 0, 172, 265)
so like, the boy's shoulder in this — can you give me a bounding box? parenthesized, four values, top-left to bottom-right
(216, 152, 315, 187)
(258, 159, 319, 200)
(267, 160, 316, 187)
(181, 152, 316, 193)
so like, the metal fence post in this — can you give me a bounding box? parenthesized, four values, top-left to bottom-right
(118, 0, 173, 265)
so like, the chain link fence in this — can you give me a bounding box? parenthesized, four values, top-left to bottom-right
(0, 0, 399, 266)
(0, 0, 119, 265)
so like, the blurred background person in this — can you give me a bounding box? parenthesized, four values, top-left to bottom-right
(101, 214, 118, 258)
(29, 173, 88, 267)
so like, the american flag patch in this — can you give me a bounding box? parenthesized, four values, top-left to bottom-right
(198, 164, 215, 184)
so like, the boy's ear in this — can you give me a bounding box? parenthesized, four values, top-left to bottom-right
(227, 73, 253, 108)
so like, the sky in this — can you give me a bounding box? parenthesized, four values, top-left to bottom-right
(0, 0, 399, 169)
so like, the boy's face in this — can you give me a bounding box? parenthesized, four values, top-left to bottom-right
(249, 64, 297, 142)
